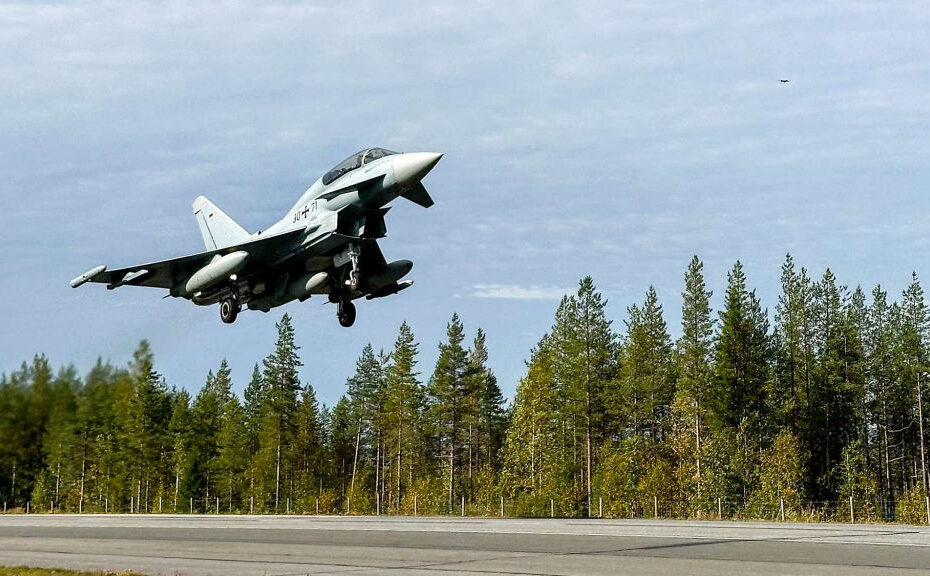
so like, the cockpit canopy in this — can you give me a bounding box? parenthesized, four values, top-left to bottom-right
(322, 148, 398, 186)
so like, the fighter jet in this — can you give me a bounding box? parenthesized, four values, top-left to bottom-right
(71, 148, 442, 327)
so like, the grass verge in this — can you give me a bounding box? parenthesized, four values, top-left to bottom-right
(0, 568, 136, 576)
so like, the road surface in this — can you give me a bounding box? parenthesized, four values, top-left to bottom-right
(1, 514, 929, 575)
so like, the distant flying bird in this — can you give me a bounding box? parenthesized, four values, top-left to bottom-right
(780, 79, 790, 83)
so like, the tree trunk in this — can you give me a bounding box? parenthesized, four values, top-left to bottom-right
(275, 441, 281, 511)
(396, 418, 402, 511)
(449, 400, 456, 514)
(918, 369, 928, 493)
(585, 311, 594, 517)
(79, 444, 86, 513)
(695, 403, 702, 484)
(55, 459, 60, 509)
(347, 421, 361, 514)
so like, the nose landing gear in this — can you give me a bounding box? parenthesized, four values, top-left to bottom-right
(337, 299, 356, 328)
(220, 296, 240, 324)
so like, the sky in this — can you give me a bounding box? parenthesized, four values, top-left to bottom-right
(2, 1, 930, 407)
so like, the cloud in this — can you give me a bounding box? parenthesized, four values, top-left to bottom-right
(472, 284, 572, 301)
(4, 0, 930, 408)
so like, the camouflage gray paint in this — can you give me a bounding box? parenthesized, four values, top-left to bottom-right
(71, 148, 442, 327)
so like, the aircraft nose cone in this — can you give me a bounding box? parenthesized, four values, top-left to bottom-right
(392, 152, 443, 186)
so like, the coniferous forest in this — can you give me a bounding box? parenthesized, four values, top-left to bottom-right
(3, 254, 930, 523)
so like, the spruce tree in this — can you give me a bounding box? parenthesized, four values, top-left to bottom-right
(674, 256, 714, 490)
(714, 262, 770, 434)
(471, 329, 507, 475)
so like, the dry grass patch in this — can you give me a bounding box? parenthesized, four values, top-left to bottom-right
(0, 568, 137, 576)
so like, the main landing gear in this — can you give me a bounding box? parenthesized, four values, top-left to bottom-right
(220, 296, 240, 324)
(345, 244, 361, 291)
(337, 299, 356, 328)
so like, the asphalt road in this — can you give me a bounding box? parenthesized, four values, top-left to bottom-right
(1, 514, 929, 575)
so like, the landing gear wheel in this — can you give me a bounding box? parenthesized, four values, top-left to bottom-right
(220, 297, 240, 324)
(337, 300, 356, 328)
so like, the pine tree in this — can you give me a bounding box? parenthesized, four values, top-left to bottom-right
(384, 322, 423, 509)
(293, 383, 323, 508)
(773, 255, 809, 435)
(328, 396, 356, 500)
(169, 389, 192, 511)
(865, 285, 903, 509)
(501, 335, 560, 498)
(674, 256, 714, 496)
(117, 341, 172, 512)
(75, 359, 118, 512)
(190, 361, 232, 505)
(216, 390, 248, 512)
(38, 366, 80, 510)
(256, 314, 302, 510)
(901, 273, 929, 493)
(428, 313, 474, 513)
(810, 271, 866, 500)
(619, 286, 674, 443)
(552, 277, 616, 516)
(344, 343, 388, 512)
(18, 356, 55, 506)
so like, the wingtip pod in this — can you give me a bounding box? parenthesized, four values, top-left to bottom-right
(70, 265, 107, 288)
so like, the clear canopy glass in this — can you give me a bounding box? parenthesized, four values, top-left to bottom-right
(322, 148, 397, 186)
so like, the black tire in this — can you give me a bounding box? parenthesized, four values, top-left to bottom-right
(337, 300, 356, 328)
(220, 298, 239, 324)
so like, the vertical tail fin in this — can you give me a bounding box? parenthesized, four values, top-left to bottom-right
(192, 195, 251, 250)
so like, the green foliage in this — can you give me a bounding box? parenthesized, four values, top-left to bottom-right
(4, 260, 930, 525)
(428, 313, 476, 512)
(594, 437, 649, 517)
(895, 487, 929, 524)
(551, 278, 617, 515)
(837, 442, 880, 521)
(746, 431, 803, 519)
(674, 256, 714, 504)
(714, 261, 770, 436)
(616, 286, 674, 442)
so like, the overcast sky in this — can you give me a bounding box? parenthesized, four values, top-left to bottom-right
(2, 1, 929, 407)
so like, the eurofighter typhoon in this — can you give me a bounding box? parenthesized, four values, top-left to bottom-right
(71, 148, 442, 327)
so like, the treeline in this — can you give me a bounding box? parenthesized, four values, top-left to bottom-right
(2, 254, 930, 522)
